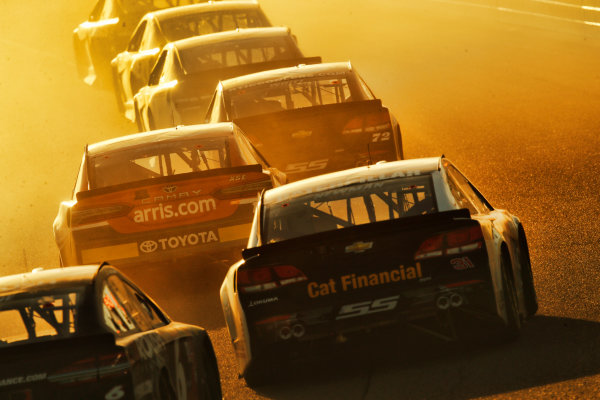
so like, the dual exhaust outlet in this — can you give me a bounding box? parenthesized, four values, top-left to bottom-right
(278, 323, 306, 340)
(436, 292, 464, 310)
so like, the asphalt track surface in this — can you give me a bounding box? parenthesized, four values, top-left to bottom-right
(0, 0, 599, 398)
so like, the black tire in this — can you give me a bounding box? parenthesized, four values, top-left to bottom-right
(148, 109, 156, 132)
(111, 67, 126, 114)
(243, 364, 268, 388)
(134, 102, 144, 132)
(197, 341, 222, 400)
(159, 370, 177, 400)
(499, 250, 522, 341)
(518, 226, 538, 317)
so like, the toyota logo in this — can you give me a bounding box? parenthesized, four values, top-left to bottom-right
(163, 185, 177, 193)
(139, 240, 158, 253)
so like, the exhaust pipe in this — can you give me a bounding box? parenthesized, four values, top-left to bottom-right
(436, 295, 450, 310)
(279, 326, 292, 340)
(450, 293, 463, 308)
(292, 324, 306, 338)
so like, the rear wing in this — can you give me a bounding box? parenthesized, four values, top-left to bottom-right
(185, 56, 322, 83)
(77, 164, 263, 201)
(242, 208, 472, 260)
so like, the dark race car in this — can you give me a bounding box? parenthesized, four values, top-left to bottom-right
(112, 1, 272, 120)
(53, 123, 285, 269)
(0, 264, 221, 399)
(134, 27, 320, 131)
(204, 61, 403, 182)
(73, 0, 201, 87)
(220, 157, 538, 385)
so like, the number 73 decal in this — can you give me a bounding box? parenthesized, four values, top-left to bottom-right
(336, 295, 400, 320)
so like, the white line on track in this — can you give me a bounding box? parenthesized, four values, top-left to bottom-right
(431, 0, 600, 28)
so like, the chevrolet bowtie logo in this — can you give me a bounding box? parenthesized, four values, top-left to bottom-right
(345, 241, 373, 254)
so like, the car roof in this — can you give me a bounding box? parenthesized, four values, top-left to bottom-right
(263, 157, 442, 204)
(220, 61, 353, 91)
(171, 26, 291, 51)
(0, 265, 102, 297)
(151, 0, 261, 22)
(87, 123, 236, 157)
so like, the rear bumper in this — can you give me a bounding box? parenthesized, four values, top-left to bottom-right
(71, 219, 252, 268)
(248, 280, 498, 352)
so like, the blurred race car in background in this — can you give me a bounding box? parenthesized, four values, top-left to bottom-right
(73, 0, 202, 87)
(112, 0, 272, 119)
(134, 27, 320, 131)
(53, 123, 286, 269)
(220, 157, 537, 385)
(205, 61, 403, 181)
(0, 264, 221, 399)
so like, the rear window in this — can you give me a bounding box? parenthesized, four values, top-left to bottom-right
(90, 137, 244, 189)
(179, 36, 300, 75)
(226, 72, 375, 119)
(161, 10, 269, 42)
(0, 288, 87, 347)
(263, 175, 437, 243)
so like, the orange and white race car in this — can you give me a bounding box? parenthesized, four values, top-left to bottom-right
(53, 123, 285, 268)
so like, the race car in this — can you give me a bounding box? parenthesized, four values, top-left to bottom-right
(73, 0, 201, 87)
(204, 61, 403, 182)
(111, 1, 272, 120)
(220, 157, 538, 385)
(133, 27, 320, 131)
(0, 264, 221, 399)
(53, 123, 286, 269)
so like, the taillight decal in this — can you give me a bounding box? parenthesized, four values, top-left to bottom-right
(415, 226, 483, 260)
(238, 265, 307, 294)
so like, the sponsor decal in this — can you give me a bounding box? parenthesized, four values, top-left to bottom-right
(0, 373, 47, 387)
(138, 231, 219, 253)
(336, 296, 400, 320)
(134, 189, 149, 200)
(345, 241, 373, 254)
(248, 296, 279, 308)
(229, 174, 246, 182)
(307, 263, 423, 298)
(140, 189, 203, 204)
(451, 256, 475, 270)
(133, 198, 216, 223)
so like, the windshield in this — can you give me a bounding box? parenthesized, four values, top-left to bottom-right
(226, 72, 374, 119)
(263, 175, 437, 243)
(161, 10, 268, 42)
(180, 36, 300, 75)
(0, 288, 87, 347)
(90, 137, 237, 189)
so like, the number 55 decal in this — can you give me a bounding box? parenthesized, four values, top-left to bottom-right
(285, 159, 329, 174)
(336, 295, 400, 320)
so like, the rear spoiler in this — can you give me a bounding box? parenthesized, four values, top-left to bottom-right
(185, 56, 322, 81)
(233, 99, 384, 125)
(241, 208, 472, 260)
(77, 164, 263, 201)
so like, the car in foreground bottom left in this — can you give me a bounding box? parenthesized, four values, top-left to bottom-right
(0, 264, 222, 400)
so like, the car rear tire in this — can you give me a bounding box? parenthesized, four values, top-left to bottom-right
(159, 370, 177, 400)
(499, 250, 522, 341)
(518, 227, 538, 317)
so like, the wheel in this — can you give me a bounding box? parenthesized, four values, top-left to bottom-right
(111, 66, 126, 113)
(134, 102, 144, 132)
(197, 341, 222, 400)
(159, 370, 177, 400)
(499, 250, 522, 341)
(518, 227, 538, 317)
(148, 109, 156, 131)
